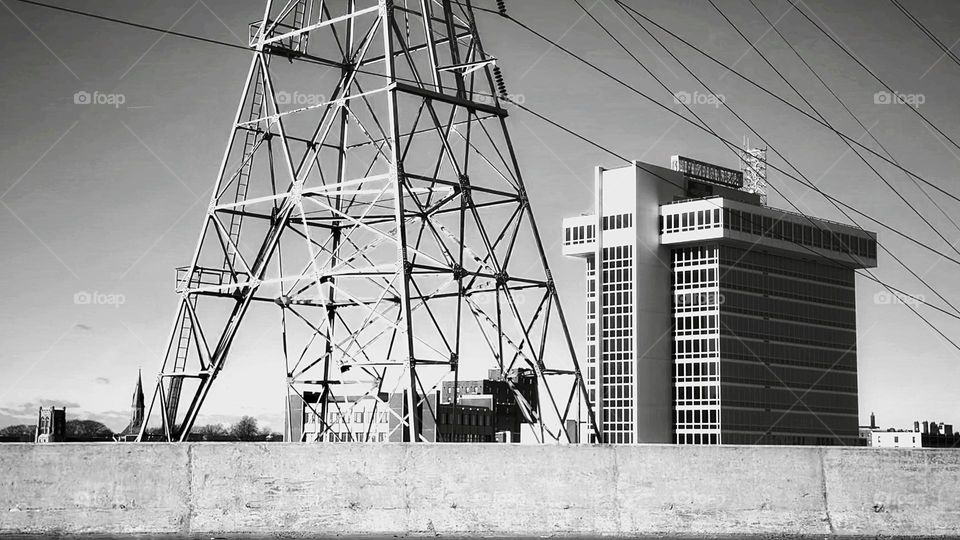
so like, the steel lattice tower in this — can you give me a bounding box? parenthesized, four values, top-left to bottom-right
(138, 0, 600, 443)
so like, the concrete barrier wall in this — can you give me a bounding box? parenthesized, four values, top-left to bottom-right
(1, 443, 958, 537)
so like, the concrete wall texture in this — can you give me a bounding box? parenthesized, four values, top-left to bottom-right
(1, 443, 958, 537)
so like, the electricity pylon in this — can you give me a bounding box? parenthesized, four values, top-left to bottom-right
(138, 0, 599, 443)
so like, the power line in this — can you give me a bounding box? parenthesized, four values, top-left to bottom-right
(13, 0, 957, 216)
(14, 0, 960, 329)
(611, 0, 960, 208)
(14, 0, 958, 212)
(499, 90, 960, 327)
(575, 1, 960, 348)
(708, 0, 960, 317)
(753, 0, 960, 237)
(9, 0, 253, 52)
(745, 0, 960, 318)
(787, 0, 960, 157)
(889, 0, 960, 72)
(494, 3, 960, 271)
(702, 0, 960, 338)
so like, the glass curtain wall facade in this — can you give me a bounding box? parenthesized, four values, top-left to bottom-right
(717, 245, 860, 445)
(672, 245, 721, 444)
(661, 194, 875, 446)
(600, 244, 635, 443)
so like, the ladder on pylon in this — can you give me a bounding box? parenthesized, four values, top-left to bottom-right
(250, 0, 312, 59)
(223, 69, 267, 271)
(163, 267, 203, 431)
(290, 0, 310, 54)
(158, 0, 315, 440)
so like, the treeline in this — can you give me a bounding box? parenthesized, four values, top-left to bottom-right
(146, 416, 282, 442)
(0, 419, 114, 442)
(0, 416, 281, 442)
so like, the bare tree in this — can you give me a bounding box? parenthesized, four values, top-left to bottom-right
(229, 416, 259, 441)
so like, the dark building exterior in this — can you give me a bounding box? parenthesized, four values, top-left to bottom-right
(424, 394, 496, 443)
(440, 368, 537, 441)
(564, 156, 877, 445)
(921, 421, 959, 448)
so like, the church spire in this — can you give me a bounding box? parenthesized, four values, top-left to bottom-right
(132, 369, 144, 410)
(120, 370, 145, 440)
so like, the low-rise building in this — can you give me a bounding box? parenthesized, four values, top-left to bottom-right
(871, 430, 922, 448)
(293, 392, 400, 443)
(440, 368, 537, 441)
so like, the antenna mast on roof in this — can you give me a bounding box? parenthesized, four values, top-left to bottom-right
(740, 136, 768, 205)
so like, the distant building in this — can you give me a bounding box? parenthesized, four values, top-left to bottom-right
(35, 407, 66, 443)
(563, 156, 877, 445)
(858, 412, 879, 446)
(859, 415, 959, 449)
(872, 430, 922, 448)
(440, 368, 537, 441)
(921, 420, 959, 448)
(424, 394, 497, 443)
(116, 371, 145, 441)
(290, 370, 536, 443)
(294, 392, 401, 443)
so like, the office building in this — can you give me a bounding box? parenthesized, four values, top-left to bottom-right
(872, 430, 922, 448)
(563, 156, 877, 445)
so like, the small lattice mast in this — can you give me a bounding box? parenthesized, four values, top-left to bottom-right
(740, 137, 768, 205)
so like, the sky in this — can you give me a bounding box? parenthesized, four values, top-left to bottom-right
(0, 0, 958, 433)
